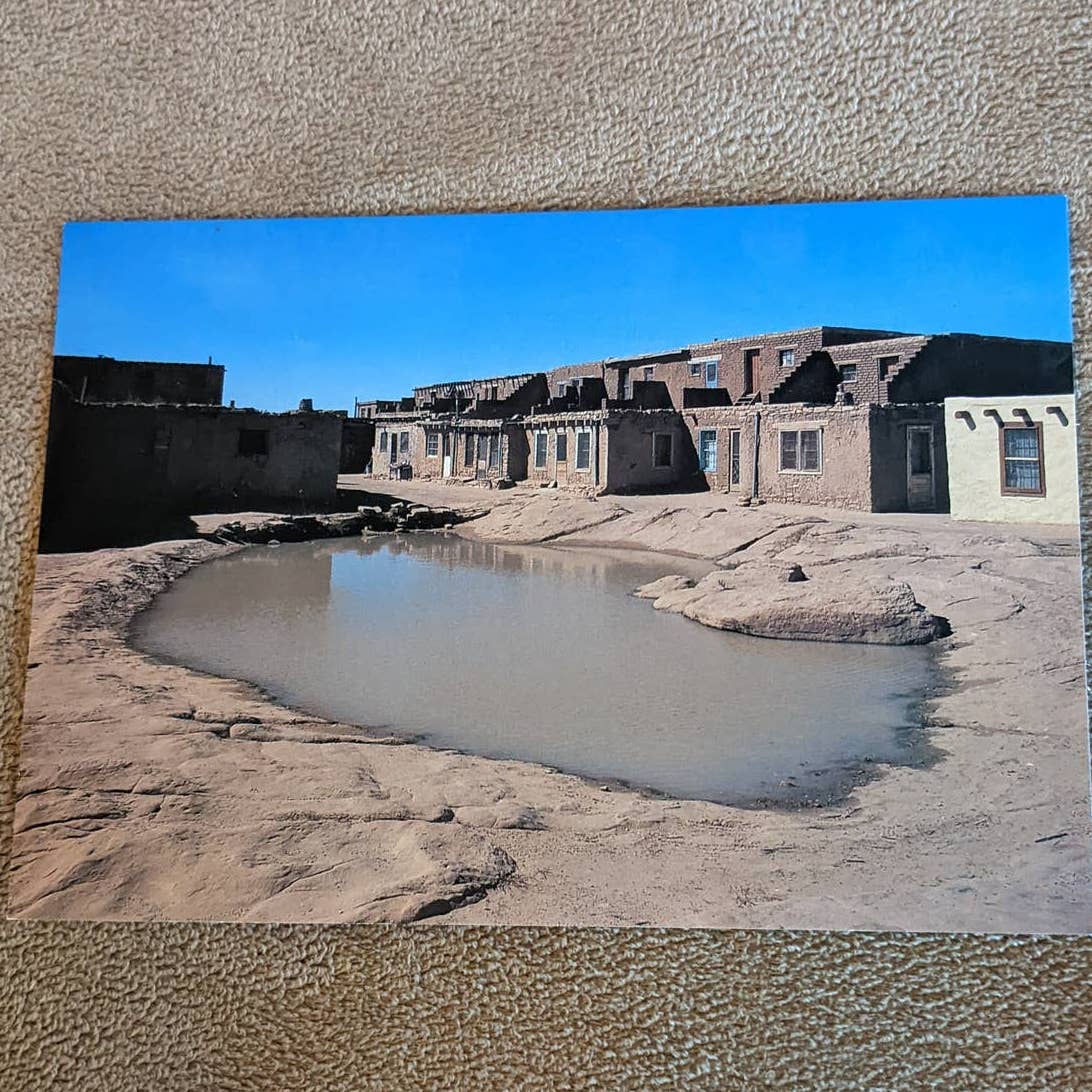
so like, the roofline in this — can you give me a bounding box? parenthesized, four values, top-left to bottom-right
(53, 354, 225, 370)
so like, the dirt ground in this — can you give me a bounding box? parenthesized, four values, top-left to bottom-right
(7, 477, 1091, 933)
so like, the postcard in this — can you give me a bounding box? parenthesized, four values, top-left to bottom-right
(10, 196, 1088, 932)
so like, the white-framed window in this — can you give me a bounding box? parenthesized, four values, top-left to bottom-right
(652, 432, 674, 468)
(778, 348, 796, 368)
(779, 428, 822, 473)
(556, 382, 567, 397)
(698, 429, 717, 472)
(379, 430, 388, 452)
(556, 432, 568, 462)
(575, 429, 592, 470)
(840, 364, 857, 383)
(689, 361, 702, 377)
(534, 431, 548, 469)
(425, 432, 439, 457)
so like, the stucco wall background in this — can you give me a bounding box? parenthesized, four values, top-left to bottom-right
(1, 1, 1090, 1087)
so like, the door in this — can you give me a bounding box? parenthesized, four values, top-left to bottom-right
(906, 425, 935, 510)
(743, 349, 759, 396)
(728, 429, 741, 488)
(476, 434, 489, 479)
(442, 434, 453, 477)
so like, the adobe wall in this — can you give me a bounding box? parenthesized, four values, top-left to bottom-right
(686, 328, 830, 403)
(52, 355, 225, 405)
(685, 404, 874, 509)
(945, 394, 1077, 524)
(544, 362, 606, 399)
(339, 418, 375, 473)
(604, 411, 695, 493)
(524, 413, 610, 488)
(824, 335, 930, 404)
(890, 335, 1074, 402)
(868, 403, 948, 512)
(40, 404, 342, 549)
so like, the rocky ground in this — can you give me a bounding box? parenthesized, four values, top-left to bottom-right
(7, 478, 1091, 932)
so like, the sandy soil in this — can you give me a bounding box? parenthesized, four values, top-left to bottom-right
(7, 478, 1091, 932)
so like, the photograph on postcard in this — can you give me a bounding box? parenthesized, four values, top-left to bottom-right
(8, 196, 1089, 932)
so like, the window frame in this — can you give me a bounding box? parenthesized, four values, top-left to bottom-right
(574, 429, 592, 471)
(689, 361, 702, 378)
(379, 429, 388, 452)
(999, 422, 1046, 497)
(399, 431, 410, 456)
(425, 432, 439, 458)
(652, 431, 674, 469)
(778, 427, 823, 474)
(698, 428, 718, 473)
(839, 363, 858, 383)
(877, 354, 899, 380)
(778, 347, 796, 369)
(533, 430, 548, 470)
(464, 433, 475, 467)
(555, 431, 568, 463)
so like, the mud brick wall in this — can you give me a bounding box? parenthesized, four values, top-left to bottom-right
(39, 404, 342, 548)
(604, 410, 696, 492)
(824, 335, 931, 404)
(370, 418, 421, 478)
(890, 335, 1074, 403)
(339, 418, 375, 473)
(544, 361, 606, 399)
(524, 414, 609, 488)
(684, 407, 756, 492)
(869, 403, 948, 511)
(52, 356, 225, 406)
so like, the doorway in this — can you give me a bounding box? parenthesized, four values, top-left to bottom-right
(906, 425, 935, 510)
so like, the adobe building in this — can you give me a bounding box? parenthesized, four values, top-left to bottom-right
(944, 394, 1078, 524)
(357, 326, 1073, 513)
(685, 402, 948, 512)
(40, 356, 344, 550)
(52, 354, 225, 405)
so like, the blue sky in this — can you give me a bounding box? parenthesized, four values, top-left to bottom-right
(54, 196, 1072, 412)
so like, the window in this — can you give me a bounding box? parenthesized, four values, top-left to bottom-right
(704, 358, 718, 387)
(237, 428, 269, 457)
(778, 348, 795, 368)
(779, 428, 821, 473)
(399, 431, 409, 455)
(689, 361, 702, 378)
(729, 430, 741, 486)
(643, 366, 655, 381)
(379, 430, 388, 452)
(1000, 424, 1045, 495)
(652, 432, 673, 468)
(426, 432, 439, 457)
(488, 434, 501, 469)
(556, 432, 568, 462)
(620, 369, 631, 400)
(698, 429, 717, 472)
(557, 382, 567, 397)
(878, 355, 899, 380)
(575, 430, 592, 470)
(464, 433, 474, 466)
(840, 364, 857, 383)
(534, 431, 548, 469)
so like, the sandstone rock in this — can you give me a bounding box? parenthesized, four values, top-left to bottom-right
(635, 562, 948, 645)
(632, 574, 696, 599)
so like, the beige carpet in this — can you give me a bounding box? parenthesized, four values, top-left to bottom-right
(1, 2, 1090, 1087)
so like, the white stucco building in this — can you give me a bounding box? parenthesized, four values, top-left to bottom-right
(944, 394, 1079, 524)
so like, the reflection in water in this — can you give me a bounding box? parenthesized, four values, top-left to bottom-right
(132, 533, 935, 805)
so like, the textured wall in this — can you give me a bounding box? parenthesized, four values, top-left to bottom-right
(1, 1, 1090, 1088)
